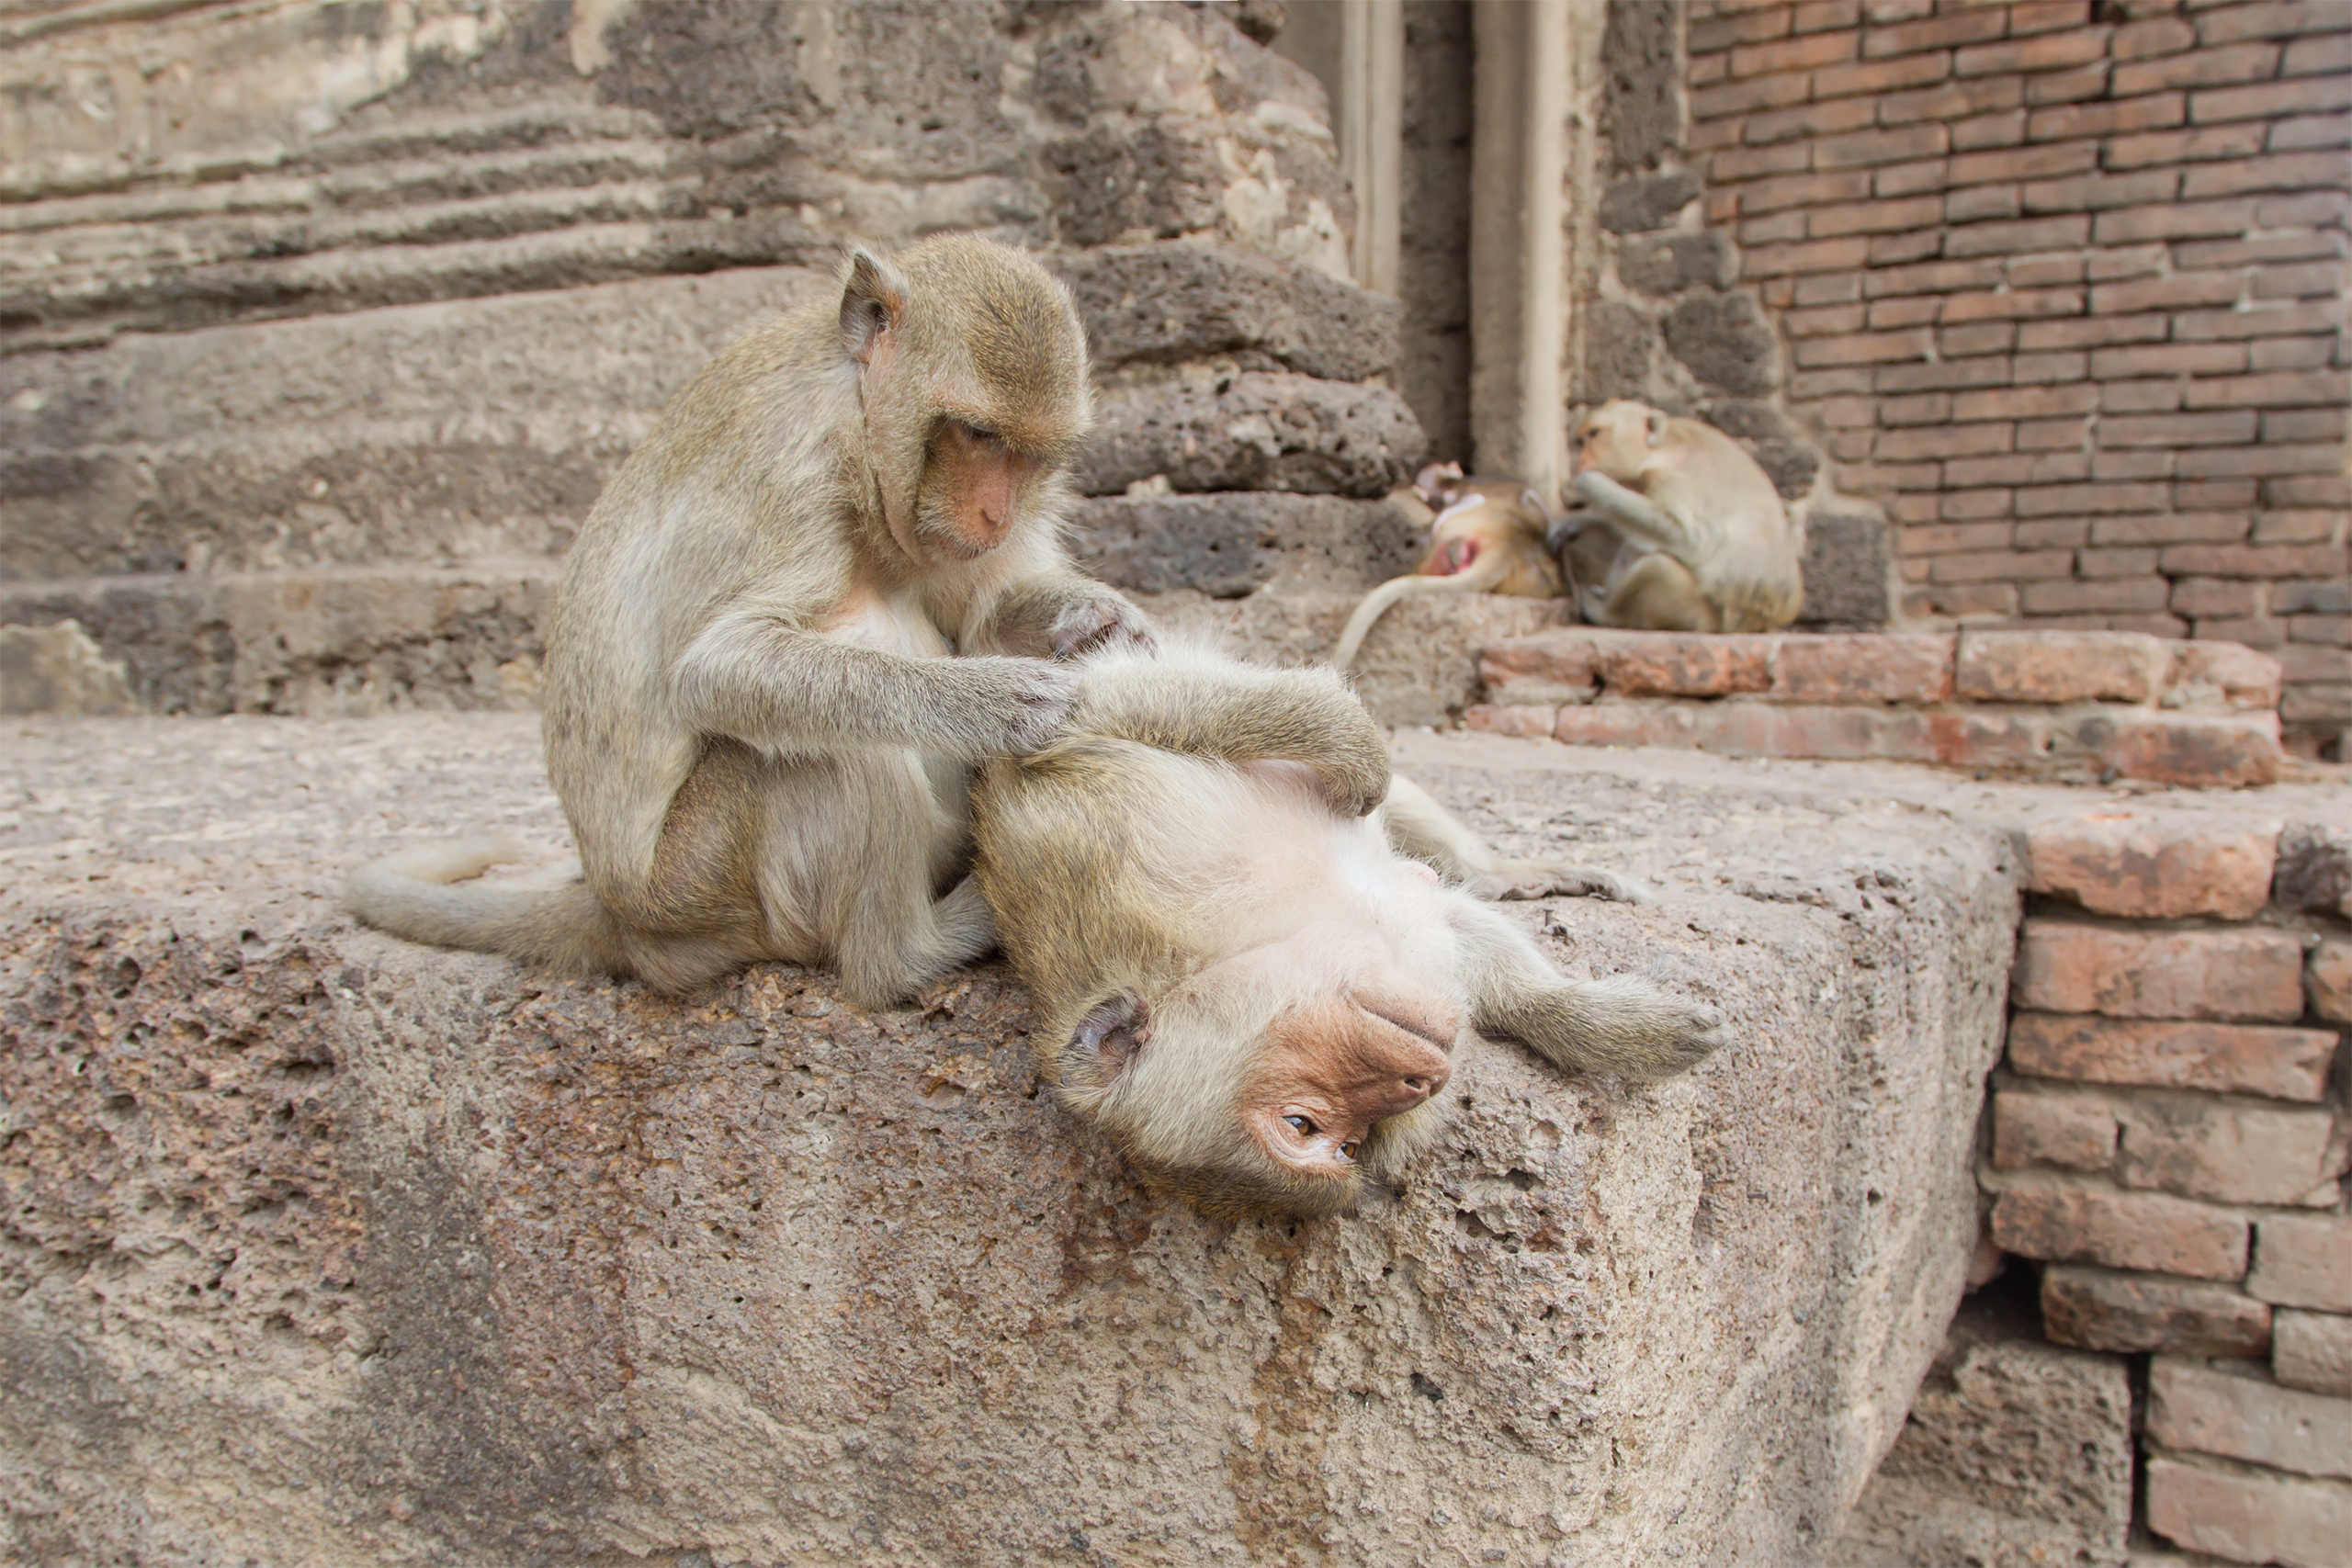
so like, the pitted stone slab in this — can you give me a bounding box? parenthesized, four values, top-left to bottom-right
(1, 715, 2018, 1568)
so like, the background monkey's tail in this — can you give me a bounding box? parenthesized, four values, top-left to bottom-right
(1330, 553, 1511, 671)
(343, 836, 628, 975)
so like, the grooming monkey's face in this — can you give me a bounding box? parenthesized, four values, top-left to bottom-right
(1572, 399, 1668, 479)
(1056, 923, 1458, 1216)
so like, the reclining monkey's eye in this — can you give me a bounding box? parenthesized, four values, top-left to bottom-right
(1338, 1141, 1360, 1161)
(1283, 1115, 1316, 1136)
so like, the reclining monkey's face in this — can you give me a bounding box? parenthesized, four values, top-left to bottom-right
(1053, 920, 1460, 1217)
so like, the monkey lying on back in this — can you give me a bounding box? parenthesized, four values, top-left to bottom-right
(1553, 400, 1803, 634)
(972, 643, 1724, 1219)
(1329, 461, 1564, 671)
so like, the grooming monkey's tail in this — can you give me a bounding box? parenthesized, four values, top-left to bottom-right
(342, 837, 627, 975)
(1330, 551, 1513, 671)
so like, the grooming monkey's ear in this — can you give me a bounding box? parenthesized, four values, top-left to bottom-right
(1062, 991, 1149, 1089)
(840, 248, 909, 365)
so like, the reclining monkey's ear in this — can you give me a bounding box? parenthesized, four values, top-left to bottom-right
(1062, 991, 1150, 1089)
(1645, 407, 1668, 445)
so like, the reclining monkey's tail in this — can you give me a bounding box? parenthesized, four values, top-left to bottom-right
(1329, 548, 1515, 671)
(343, 838, 628, 976)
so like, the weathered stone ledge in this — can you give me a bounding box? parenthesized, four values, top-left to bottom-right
(2, 715, 2021, 1567)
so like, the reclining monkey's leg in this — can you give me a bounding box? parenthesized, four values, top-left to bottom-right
(1382, 777, 1653, 904)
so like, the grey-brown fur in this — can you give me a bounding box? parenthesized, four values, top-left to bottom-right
(971, 643, 1724, 1219)
(345, 234, 1151, 1006)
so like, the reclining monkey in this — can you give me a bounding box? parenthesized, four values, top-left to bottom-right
(971, 643, 1725, 1218)
(1330, 462, 1565, 671)
(1552, 400, 1803, 634)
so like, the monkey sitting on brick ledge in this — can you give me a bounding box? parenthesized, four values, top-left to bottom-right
(971, 642, 1725, 1219)
(1551, 400, 1804, 635)
(1330, 461, 1566, 671)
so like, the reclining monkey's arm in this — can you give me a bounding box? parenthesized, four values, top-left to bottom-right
(1572, 472, 1702, 560)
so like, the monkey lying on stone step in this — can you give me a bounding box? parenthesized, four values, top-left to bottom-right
(1551, 400, 1803, 634)
(1331, 461, 1566, 671)
(970, 642, 1724, 1219)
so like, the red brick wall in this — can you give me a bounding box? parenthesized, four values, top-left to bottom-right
(1685, 0, 2352, 753)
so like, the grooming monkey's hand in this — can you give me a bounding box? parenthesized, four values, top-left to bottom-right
(942, 656, 1080, 756)
(1047, 593, 1157, 661)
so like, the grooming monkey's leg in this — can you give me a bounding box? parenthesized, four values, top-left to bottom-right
(1600, 552, 1717, 633)
(755, 750, 996, 1010)
(1382, 777, 1653, 904)
(1446, 897, 1724, 1078)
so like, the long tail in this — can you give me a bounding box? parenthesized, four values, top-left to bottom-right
(1331, 552, 1511, 671)
(342, 836, 626, 975)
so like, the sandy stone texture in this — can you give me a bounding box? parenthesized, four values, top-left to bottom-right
(1, 715, 2020, 1567)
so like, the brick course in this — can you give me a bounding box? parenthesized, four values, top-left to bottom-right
(1685, 0, 2352, 755)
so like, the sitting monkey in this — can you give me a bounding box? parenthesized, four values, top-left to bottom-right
(1329, 461, 1566, 671)
(970, 643, 1724, 1218)
(1550, 400, 1803, 634)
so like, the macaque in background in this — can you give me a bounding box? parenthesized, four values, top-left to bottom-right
(345, 234, 1154, 1008)
(1551, 400, 1804, 634)
(972, 641, 1724, 1219)
(1330, 461, 1566, 670)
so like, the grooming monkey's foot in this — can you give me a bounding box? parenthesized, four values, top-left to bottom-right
(1473, 862, 1656, 905)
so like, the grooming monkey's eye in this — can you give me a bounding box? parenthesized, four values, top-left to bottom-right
(1283, 1115, 1316, 1136)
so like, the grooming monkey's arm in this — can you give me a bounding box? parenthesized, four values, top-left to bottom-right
(673, 610, 1074, 759)
(1571, 472, 1702, 558)
(1070, 659, 1391, 817)
(969, 571, 1157, 660)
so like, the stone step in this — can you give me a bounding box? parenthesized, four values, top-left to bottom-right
(0, 711, 2015, 1564)
(1471, 628, 2289, 788)
(4, 248, 1406, 581)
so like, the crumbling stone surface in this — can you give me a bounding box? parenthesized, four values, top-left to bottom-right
(1599, 171, 1701, 235)
(0, 715, 2021, 1567)
(0, 621, 134, 716)
(1069, 491, 1421, 600)
(1618, 231, 1736, 298)
(1664, 293, 1779, 399)
(1794, 509, 1890, 627)
(1054, 242, 1403, 382)
(1830, 1303, 2134, 1568)
(1078, 372, 1426, 499)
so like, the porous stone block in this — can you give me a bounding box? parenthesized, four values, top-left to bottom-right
(1832, 1325, 2132, 1568)
(1770, 634, 1954, 705)
(2165, 640, 2285, 714)
(1990, 1183, 2250, 1280)
(1956, 630, 2171, 705)
(1598, 171, 1701, 233)
(0, 713, 2022, 1566)
(1794, 509, 1894, 628)
(0, 619, 136, 716)
(2275, 822, 2352, 915)
(1992, 1089, 2118, 1172)
(1618, 231, 1736, 296)
(2309, 939, 2352, 1026)
(2025, 810, 2279, 920)
(1076, 372, 1427, 498)
(2006, 1013, 2338, 1103)
(2041, 1265, 2272, 1359)
(1665, 291, 1778, 397)
(2145, 1455, 2352, 1568)
(1, 266, 826, 581)
(1067, 492, 1421, 600)
(2250, 1215, 2352, 1312)
(1053, 241, 1404, 382)
(2150, 1358, 2352, 1481)
(2115, 1094, 2343, 1208)
(2011, 920, 2308, 1023)
(2276, 1310, 2352, 1398)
